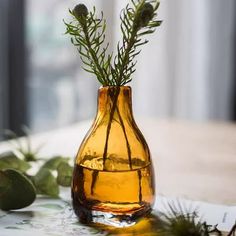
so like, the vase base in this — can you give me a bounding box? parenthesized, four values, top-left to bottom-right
(73, 202, 152, 227)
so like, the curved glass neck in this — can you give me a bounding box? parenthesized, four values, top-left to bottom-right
(96, 86, 133, 119)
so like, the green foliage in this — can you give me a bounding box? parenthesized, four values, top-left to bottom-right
(0, 151, 31, 172)
(0, 129, 74, 210)
(161, 213, 208, 236)
(0, 153, 73, 210)
(33, 168, 59, 198)
(0, 169, 36, 211)
(5, 128, 42, 162)
(0, 171, 11, 196)
(64, 5, 111, 85)
(113, 0, 162, 86)
(159, 202, 226, 236)
(65, 0, 162, 86)
(56, 162, 73, 187)
(41, 156, 69, 170)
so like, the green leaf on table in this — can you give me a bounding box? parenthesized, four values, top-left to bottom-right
(0, 151, 31, 172)
(57, 162, 73, 187)
(34, 168, 59, 198)
(0, 171, 11, 196)
(0, 169, 36, 211)
(41, 156, 69, 170)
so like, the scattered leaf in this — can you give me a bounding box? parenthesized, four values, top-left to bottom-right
(41, 156, 69, 170)
(33, 168, 59, 198)
(0, 169, 36, 211)
(57, 162, 73, 187)
(0, 152, 31, 172)
(0, 171, 11, 196)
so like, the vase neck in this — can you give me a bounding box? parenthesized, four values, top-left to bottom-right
(96, 86, 133, 119)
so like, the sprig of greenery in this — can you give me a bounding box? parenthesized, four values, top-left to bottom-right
(64, 6, 111, 85)
(64, 0, 161, 86)
(113, 0, 162, 85)
(159, 202, 236, 236)
(160, 208, 210, 236)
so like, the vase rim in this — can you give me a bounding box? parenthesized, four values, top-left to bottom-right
(99, 85, 131, 90)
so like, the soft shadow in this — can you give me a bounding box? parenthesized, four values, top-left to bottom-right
(8, 210, 35, 218)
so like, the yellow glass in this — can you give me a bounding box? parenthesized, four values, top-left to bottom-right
(72, 86, 155, 226)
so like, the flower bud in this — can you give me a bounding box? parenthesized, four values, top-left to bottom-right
(138, 3, 154, 27)
(73, 4, 88, 19)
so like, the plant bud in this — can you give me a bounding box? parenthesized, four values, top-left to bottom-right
(138, 3, 154, 27)
(73, 4, 88, 19)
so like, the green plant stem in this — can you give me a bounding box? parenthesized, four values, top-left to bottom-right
(90, 88, 132, 193)
(116, 107, 132, 169)
(138, 169, 142, 202)
(116, 28, 138, 86)
(81, 22, 108, 86)
(91, 170, 98, 195)
(228, 223, 236, 236)
(102, 87, 120, 170)
(66, 1, 161, 86)
(102, 87, 133, 171)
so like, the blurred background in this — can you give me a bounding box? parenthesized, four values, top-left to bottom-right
(0, 0, 236, 140)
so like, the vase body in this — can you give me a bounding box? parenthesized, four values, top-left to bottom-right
(72, 86, 155, 226)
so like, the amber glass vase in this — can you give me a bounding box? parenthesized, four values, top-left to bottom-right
(72, 86, 155, 227)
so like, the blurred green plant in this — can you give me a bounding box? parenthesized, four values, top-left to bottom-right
(158, 202, 235, 236)
(4, 126, 42, 162)
(0, 129, 73, 211)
